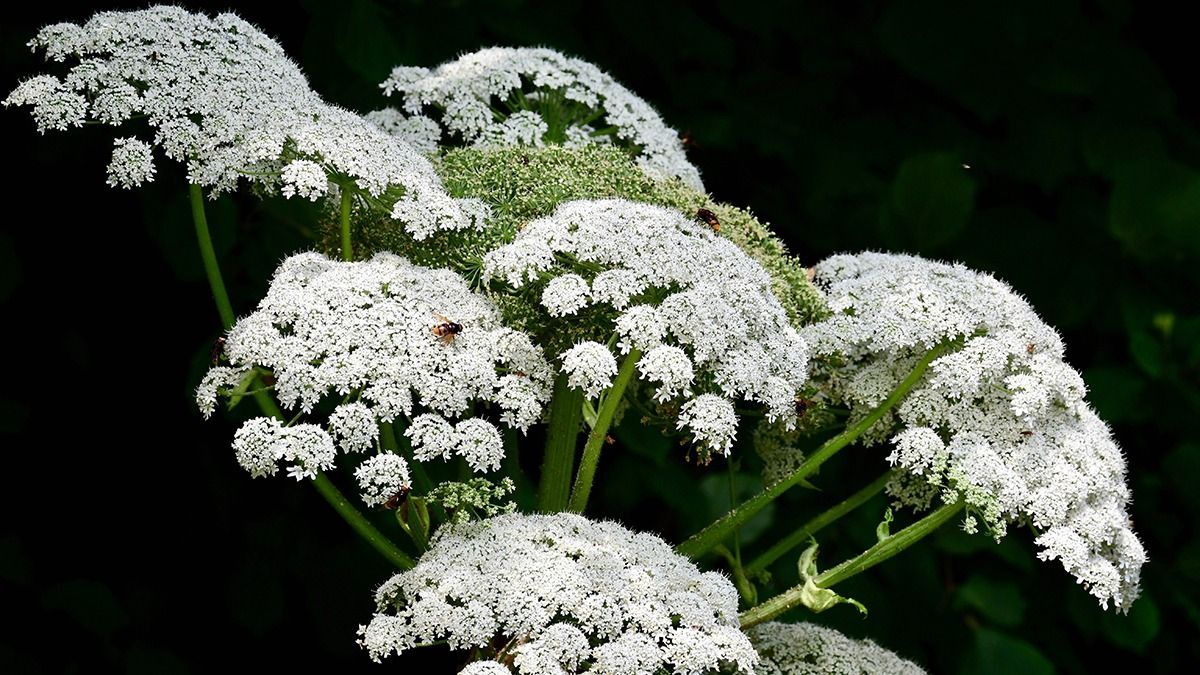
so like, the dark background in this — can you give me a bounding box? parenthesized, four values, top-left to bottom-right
(2, 1, 1197, 672)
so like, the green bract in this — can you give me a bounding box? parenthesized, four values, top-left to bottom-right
(330, 144, 828, 329)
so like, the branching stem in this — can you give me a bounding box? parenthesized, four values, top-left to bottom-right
(568, 348, 642, 513)
(738, 500, 964, 628)
(676, 340, 958, 559)
(188, 183, 411, 569)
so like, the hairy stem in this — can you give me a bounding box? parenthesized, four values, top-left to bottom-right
(739, 500, 964, 628)
(189, 184, 235, 329)
(568, 348, 641, 513)
(339, 187, 354, 262)
(746, 471, 893, 576)
(676, 340, 956, 559)
(538, 375, 584, 512)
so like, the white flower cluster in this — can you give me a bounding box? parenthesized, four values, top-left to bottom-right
(359, 513, 757, 674)
(197, 252, 554, 482)
(408, 414, 506, 473)
(748, 622, 926, 675)
(561, 341, 619, 398)
(355, 453, 412, 508)
(374, 47, 704, 189)
(5, 6, 486, 239)
(106, 138, 156, 189)
(801, 252, 1145, 611)
(484, 199, 809, 456)
(232, 417, 336, 481)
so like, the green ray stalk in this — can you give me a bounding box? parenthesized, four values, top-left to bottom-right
(746, 471, 893, 576)
(568, 348, 642, 513)
(739, 500, 964, 628)
(189, 184, 412, 569)
(676, 339, 958, 560)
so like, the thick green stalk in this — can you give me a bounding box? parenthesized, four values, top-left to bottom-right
(538, 375, 584, 512)
(339, 187, 354, 262)
(746, 471, 893, 576)
(676, 341, 955, 560)
(188, 184, 411, 569)
(189, 184, 235, 329)
(568, 348, 641, 513)
(739, 500, 964, 628)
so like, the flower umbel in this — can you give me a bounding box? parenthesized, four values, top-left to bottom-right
(484, 198, 809, 456)
(749, 621, 926, 675)
(802, 252, 1146, 611)
(374, 47, 703, 189)
(199, 251, 554, 479)
(5, 6, 487, 239)
(359, 512, 757, 674)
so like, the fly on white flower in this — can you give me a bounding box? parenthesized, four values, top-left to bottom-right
(198, 252, 554, 484)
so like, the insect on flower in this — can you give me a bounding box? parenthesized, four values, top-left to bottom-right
(695, 207, 721, 233)
(383, 485, 411, 510)
(794, 395, 813, 418)
(431, 313, 464, 344)
(210, 336, 226, 365)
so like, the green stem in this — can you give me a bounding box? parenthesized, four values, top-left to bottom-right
(568, 348, 641, 513)
(339, 187, 354, 262)
(189, 184, 410, 569)
(738, 500, 964, 628)
(251, 376, 412, 571)
(715, 544, 757, 606)
(728, 459, 743, 568)
(581, 399, 599, 429)
(676, 341, 956, 560)
(252, 389, 283, 419)
(267, 393, 412, 568)
(386, 420, 433, 494)
(189, 184, 235, 329)
(538, 375, 584, 512)
(312, 473, 415, 569)
(816, 500, 963, 587)
(746, 471, 893, 576)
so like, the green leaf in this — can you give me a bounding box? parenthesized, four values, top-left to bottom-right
(1128, 329, 1167, 378)
(1164, 443, 1200, 515)
(933, 526, 1034, 571)
(1099, 595, 1160, 652)
(1109, 159, 1200, 261)
(964, 629, 1055, 675)
(224, 369, 261, 412)
(876, 508, 894, 542)
(699, 472, 775, 545)
(882, 152, 977, 249)
(795, 541, 867, 616)
(1081, 366, 1149, 424)
(954, 574, 1027, 627)
(41, 579, 129, 640)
